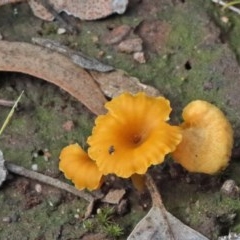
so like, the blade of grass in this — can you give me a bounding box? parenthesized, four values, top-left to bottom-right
(0, 91, 24, 136)
(212, 0, 240, 14)
(223, 1, 240, 9)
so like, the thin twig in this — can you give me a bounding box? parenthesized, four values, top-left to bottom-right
(5, 162, 96, 202)
(145, 173, 175, 240)
(37, 0, 78, 34)
(212, 0, 240, 15)
(0, 99, 15, 107)
(31, 37, 114, 72)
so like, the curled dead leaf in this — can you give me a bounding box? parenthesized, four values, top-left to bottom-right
(128, 175, 209, 240)
(0, 40, 107, 115)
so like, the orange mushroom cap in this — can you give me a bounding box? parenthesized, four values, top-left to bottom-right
(172, 100, 233, 174)
(59, 143, 103, 190)
(87, 92, 182, 178)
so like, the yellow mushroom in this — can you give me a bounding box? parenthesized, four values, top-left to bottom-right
(59, 143, 103, 190)
(87, 92, 182, 178)
(172, 100, 233, 174)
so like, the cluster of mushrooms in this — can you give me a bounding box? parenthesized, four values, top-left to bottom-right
(59, 92, 233, 191)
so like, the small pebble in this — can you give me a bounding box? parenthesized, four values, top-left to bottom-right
(117, 38, 143, 53)
(221, 16, 229, 24)
(102, 189, 126, 204)
(57, 28, 66, 35)
(92, 35, 99, 43)
(104, 24, 131, 45)
(74, 214, 80, 219)
(62, 120, 74, 132)
(2, 216, 11, 223)
(35, 184, 42, 193)
(96, 208, 102, 215)
(13, 8, 18, 15)
(221, 179, 239, 198)
(133, 52, 146, 64)
(32, 152, 38, 158)
(98, 50, 105, 58)
(31, 164, 38, 171)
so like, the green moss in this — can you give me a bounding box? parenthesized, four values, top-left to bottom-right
(0, 193, 88, 239)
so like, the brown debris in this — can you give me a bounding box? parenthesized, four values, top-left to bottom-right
(104, 25, 132, 45)
(116, 199, 129, 215)
(62, 120, 75, 132)
(90, 69, 160, 98)
(14, 178, 30, 194)
(220, 179, 240, 198)
(136, 20, 171, 54)
(117, 37, 143, 53)
(133, 52, 146, 64)
(102, 189, 126, 204)
(24, 192, 42, 209)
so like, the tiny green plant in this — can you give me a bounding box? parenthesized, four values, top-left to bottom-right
(82, 206, 124, 239)
(103, 223, 124, 238)
(83, 219, 95, 233)
(0, 91, 24, 136)
(96, 206, 115, 225)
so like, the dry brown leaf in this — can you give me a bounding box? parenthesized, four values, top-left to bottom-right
(127, 175, 209, 240)
(0, 40, 107, 115)
(127, 206, 209, 240)
(32, 37, 159, 98)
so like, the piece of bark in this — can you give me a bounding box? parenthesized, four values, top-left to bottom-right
(28, 0, 129, 21)
(0, 40, 107, 115)
(89, 69, 160, 98)
(102, 189, 126, 204)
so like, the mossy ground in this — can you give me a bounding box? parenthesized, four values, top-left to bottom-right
(0, 1, 240, 239)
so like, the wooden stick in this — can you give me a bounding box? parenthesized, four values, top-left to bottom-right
(5, 162, 96, 202)
(0, 99, 15, 107)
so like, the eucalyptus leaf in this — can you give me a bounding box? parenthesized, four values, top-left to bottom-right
(127, 206, 209, 240)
